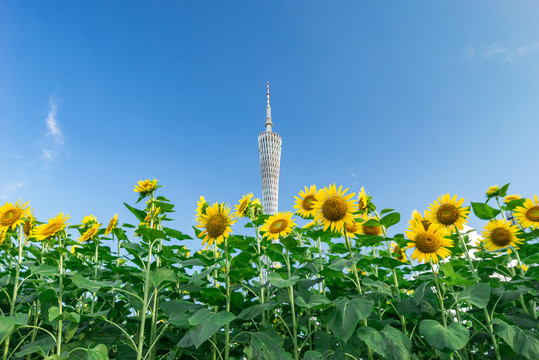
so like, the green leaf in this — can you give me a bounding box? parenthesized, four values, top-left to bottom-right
(499, 183, 510, 198)
(151, 268, 177, 288)
(295, 295, 332, 309)
(70, 273, 122, 292)
(327, 297, 374, 343)
(328, 254, 362, 272)
(267, 272, 300, 288)
(87, 344, 110, 360)
(30, 263, 58, 276)
(0, 313, 28, 343)
(362, 219, 380, 227)
(380, 209, 395, 215)
(178, 309, 235, 348)
(123, 202, 146, 222)
(492, 318, 539, 360)
(161, 300, 202, 328)
(356, 325, 411, 360)
(471, 202, 501, 220)
(419, 319, 469, 353)
(188, 267, 213, 285)
(440, 263, 475, 286)
(249, 328, 287, 360)
(380, 212, 400, 228)
(163, 227, 192, 240)
(15, 336, 56, 357)
(237, 301, 276, 320)
(135, 227, 166, 241)
(455, 282, 490, 308)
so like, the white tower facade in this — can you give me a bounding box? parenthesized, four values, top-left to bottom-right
(258, 82, 282, 215)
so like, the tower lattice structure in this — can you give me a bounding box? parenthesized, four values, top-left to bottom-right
(258, 82, 282, 215)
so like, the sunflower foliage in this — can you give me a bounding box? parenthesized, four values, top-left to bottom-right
(0, 181, 538, 360)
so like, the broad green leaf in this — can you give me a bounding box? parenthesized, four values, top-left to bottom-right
(327, 297, 374, 343)
(30, 264, 58, 276)
(15, 336, 56, 357)
(123, 202, 146, 222)
(380, 208, 395, 215)
(267, 272, 300, 288)
(151, 268, 177, 288)
(419, 319, 469, 353)
(0, 313, 28, 343)
(303, 351, 324, 360)
(188, 267, 213, 285)
(380, 212, 400, 228)
(471, 202, 501, 220)
(135, 227, 166, 241)
(163, 227, 192, 240)
(455, 282, 490, 308)
(492, 318, 539, 359)
(499, 183, 510, 197)
(86, 344, 109, 360)
(362, 218, 380, 227)
(328, 254, 362, 272)
(250, 328, 287, 360)
(357, 325, 411, 360)
(440, 263, 475, 286)
(295, 295, 332, 309)
(178, 309, 235, 348)
(237, 301, 276, 320)
(362, 278, 392, 295)
(70, 274, 122, 292)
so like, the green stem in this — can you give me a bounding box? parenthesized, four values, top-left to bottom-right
(225, 238, 231, 360)
(136, 239, 154, 360)
(57, 234, 64, 355)
(285, 249, 299, 360)
(255, 225, 266, 322)
(430, 260, 447, 326)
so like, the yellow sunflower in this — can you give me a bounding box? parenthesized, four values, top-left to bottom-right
(32, 213, 70, 241)
(405, 221, 452, 264)
(0, 232, 7, 245)
(133, 179, 159, 196)
(195, 196, 209, 221)
(392, 242, 407, 262)
(260, 211, 296, 241)
(504, 194, 521, 204)
(80, 223, 100, 242)
(81, 215, 98, 226)
(409, 210, 432, 231)
(233, 193, 253, 218)
(293, 185, 319, 219)
(311, 184, 357, 232)
(486, 185, 500, 198)
(426, 194, 470, 232)
(358, 215, 382, 236)
(481, 219, 522, 251)
(23, 208, 36, 240)
(357, 187, 369, 212)
(513, 194, 539, 230)
(105, 214, 118, 236)
(342, 216, 363, 237)
(197, 202, 236, 248)
(0, 199, 30, 233)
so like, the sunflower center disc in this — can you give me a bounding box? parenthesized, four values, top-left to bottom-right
(23, 221, 32, 237)
(490, 227, 512, 246)
(363, 225, 381, 236)
(525, 206, 539, 222)
(415, 233, 441, 253)
(207, 214, 227, 238)
(345, 222, 360, 233)
(270, 219, 288, 233)
(0, 209, 21, 226)
(322, 197, 348, 221)
(436, 204, 460, 225)
(43, 222, 63, 237)
(237, 202, 248, 216)
(302, 195, 316, 211)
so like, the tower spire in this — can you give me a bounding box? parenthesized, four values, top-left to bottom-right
(265, 81, 273, 132)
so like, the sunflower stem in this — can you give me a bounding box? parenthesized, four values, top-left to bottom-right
(255, 225, 266, 322)
(495, 197, 507, 222)
(343, 231, 362, 295)
(430, 260, 447, 327)
(285, 249, 299, 360)
(225, 237, 231, 360)
(56, 233, 64, 355)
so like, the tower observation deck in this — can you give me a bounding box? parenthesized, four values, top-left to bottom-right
(258, 82, 282, 215)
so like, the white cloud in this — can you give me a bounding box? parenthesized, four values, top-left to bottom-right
(40, 96, 65, 161)
(468, 41, 539, 62)
(0, 181, 25, 200)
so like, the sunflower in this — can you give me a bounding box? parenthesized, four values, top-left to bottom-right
(195, 196, 209, 221)
(342, 216, 362, 237)
(311, 184, 357, 232)
(233, 193, 253, 218)
(0, 199, 30, 233)
(105, 214, 118, 236)
(426, 194, 470, 232)
(23, 209, 36, 240)
(32, 213, 70, 241)
(486, 185, 500, 198)
(197, 202, 236, 248)
(481, 219, 522, 251)
(133, 179, 159, 196)
(293, 185, 319, 219)
(260, 211, 296, 241)
(513, 194, 539, 230)
(81, 215, 98, 226)
(80, 223, 100, 242)
(391, 243, 407, 262)
(358, 215, 382, 236)
(405, 221, 452, 264)
(409, 210, 432, 231)
(357, 187, 370, 212)
(504, 194, 521, 204)
(0, 232, 7, 245)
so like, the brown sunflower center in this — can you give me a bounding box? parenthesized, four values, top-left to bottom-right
(363, 225, 381, 236)
(0, 209, 22, 226)
(302, 195, 316, 211)
(237, 201, 248, 216)
(206, 214, 228, 238)
(23, 221, 32, 237)
(345, 222, 360, 233)
(269, 219, 288, 233)
(525, 206, 539, 222)
(322, 197, 348, 221)
(415, 232, 442, 254)
(490, 227, 512, 247)
(436, 204, 460, 225)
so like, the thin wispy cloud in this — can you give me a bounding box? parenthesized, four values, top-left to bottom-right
(41, 96, 65, 160)
(468, 41, 539, 62)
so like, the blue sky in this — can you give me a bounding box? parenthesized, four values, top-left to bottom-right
(1, 1, 538, 248)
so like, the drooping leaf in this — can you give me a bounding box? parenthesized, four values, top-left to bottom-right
(492, 318, 539, 359)
(86, 344, 110, 360)
(356, 325, 411, 360)
(267, 272, 300, 288)
(419, 319, 469, 353)
(295, 295, 332, 309)
(123, 202, 146, 222)
(471, 202, 501, 220)
(327, 297, 374, 343)
(177, 309, 235, 348)
(455, 282, 490, 308)
(237, 301, 276, 320)
(151, 268, 177, 288)
(380, 212, 400, 228)
(70, 273, 122, 292)
(15, 336, 56, 357)
(0, 313, 28, 343)
(249, 328, 287, 360)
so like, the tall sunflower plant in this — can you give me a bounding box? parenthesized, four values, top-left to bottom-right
(0, 182, 537, 360)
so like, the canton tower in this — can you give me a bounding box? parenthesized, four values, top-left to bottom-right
(258, 82, 282, 215)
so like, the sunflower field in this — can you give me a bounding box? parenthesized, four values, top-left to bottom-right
(0, 180, 538, 360)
